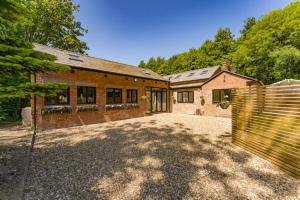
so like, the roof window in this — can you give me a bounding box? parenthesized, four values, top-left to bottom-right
(68, 54, 83, 62)
(200, 70, 208, 75)
(174, 75, 181, 79)
(187, 72, 195, 77)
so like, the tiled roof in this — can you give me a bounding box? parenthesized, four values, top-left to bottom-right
(34, 44, 166, 81)
(163, 66, 220, 83)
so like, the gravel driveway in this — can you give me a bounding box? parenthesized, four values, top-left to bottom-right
(23, 114, 299, 199)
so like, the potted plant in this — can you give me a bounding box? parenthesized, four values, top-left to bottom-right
(218, 100, 230, 109)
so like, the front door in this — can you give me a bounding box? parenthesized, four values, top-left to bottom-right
(150, 88, 167, 112)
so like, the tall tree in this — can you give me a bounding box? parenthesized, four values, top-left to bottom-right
(23, 0, 88, 54)
(139, 27, 235, 75)
(0, 0, 70, 121)
(231, 2, 300, 83)
(240, 17, 256, 39)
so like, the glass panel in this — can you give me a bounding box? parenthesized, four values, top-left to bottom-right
(45, 96, 57, 105)
(58, 90, 68, 104)
(152, 91, 156, 112)
(132, 90, 137, 103)
(183, 92, 188, 103)
(188, 91, 194, 103)
(127, 90, 132, 103)
(224, 89, 231, 101)
(146, 88, 151, 112)
(212, 90, 220, 103)
(77, 86, 86, 104)
(87, 87, 96, 104)
(45, 88, 69, 105)
(114, 89, 122, 104)
(177, 92, 182, 103)
(106, 89, 114, 104)
(157, 92, 161, 112)
(220, 90, 225, 102)
(162, 91, 167, 111)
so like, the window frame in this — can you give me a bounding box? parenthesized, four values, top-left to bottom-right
(127, 89, 138, 103)
(177, 91, 194, 103)
(212, 89, 231, 104)
(106, 88, 122, 105)
(77, 86, 96, 104)
(45, 87, 70, 106)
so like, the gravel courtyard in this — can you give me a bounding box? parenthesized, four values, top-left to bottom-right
(5, 114, 300, 199)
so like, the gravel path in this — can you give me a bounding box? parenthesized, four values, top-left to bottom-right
(0, 125, 31, 200)
(23, 114, 299, 200)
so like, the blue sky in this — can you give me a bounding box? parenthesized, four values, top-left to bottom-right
(74, 0, 294, 65)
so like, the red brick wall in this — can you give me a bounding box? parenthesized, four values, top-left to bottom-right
(35, 69, 168, 129)
(171, 89, 200, 114)
(170, 72, 259, 117)
(201, 72, 256, 117)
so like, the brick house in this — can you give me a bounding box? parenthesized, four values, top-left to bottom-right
(33, 44, 169, 129)
(166, 67, 262, 117)
(32, 44, 261, 129)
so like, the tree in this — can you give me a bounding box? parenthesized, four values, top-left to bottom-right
(139, 60, 146, 68)
(22, 0, 88, 54)
(240, 17, 256, 39)
(231, 2, 300, 83)
(139, 27, 235, 75)
(269, 46, 300, 80)
(140, 2, 300, 84)
(0, 0, 70, 122)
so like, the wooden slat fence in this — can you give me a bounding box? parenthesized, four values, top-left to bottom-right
(231, 84, 300, 178)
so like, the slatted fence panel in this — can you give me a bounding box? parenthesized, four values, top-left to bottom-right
(231, 84, 300, 178)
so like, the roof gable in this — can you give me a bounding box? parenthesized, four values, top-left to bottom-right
(200, 70, 260, 87)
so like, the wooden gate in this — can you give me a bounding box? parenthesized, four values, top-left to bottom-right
(231, 84, 300, 178)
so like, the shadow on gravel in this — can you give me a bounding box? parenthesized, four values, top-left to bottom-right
(0, 129, 31, 200)
(24, 120, 299, 200)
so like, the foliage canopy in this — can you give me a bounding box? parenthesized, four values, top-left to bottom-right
(139, 2, 300, 84)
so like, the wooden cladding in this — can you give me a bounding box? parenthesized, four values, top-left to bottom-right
(231, 84, 300, 179)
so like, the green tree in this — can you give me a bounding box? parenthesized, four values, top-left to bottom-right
(23, 0, 88, 54)
(140, 27, 235, 75)
(0, 0, 70, 122)
(231, 2, 300, 83)
(240, 17, 256, 39)
(269, 45, 300, 80)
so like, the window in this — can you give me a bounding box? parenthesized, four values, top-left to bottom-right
(212, 89, 231, 103)
(200, 70, 208, 75)
(106, 88, 122, 104)
(45, 88, 69, 105)
(127, 89, 137, 103)
(77, 86, 96, 104)
(177, 91, 194, 103)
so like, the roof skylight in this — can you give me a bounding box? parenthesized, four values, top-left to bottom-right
(174, 75, 181, 79)
(187, 72, 195, 77)
(68, 54, 83, 62)
(200, 70, 208, 75)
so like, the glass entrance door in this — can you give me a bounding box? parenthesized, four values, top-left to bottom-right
(151, 88, 167, 112)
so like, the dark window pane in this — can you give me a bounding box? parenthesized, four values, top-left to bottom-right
(183, 92, 188, 103)
(177, 92, 183, 102)
(224, 89, 231, 101)
(127, 90, 132, 103)
(77, 86, 87, 104)
(106, 88, 122, 104)
(213, 90, 220, 103)
(132, 90, 137, 103)
(188, 91, 194, 103)
(45, 96, 57, 105)
(87, 87, 96, 104)
(45, 88, 69, 105)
